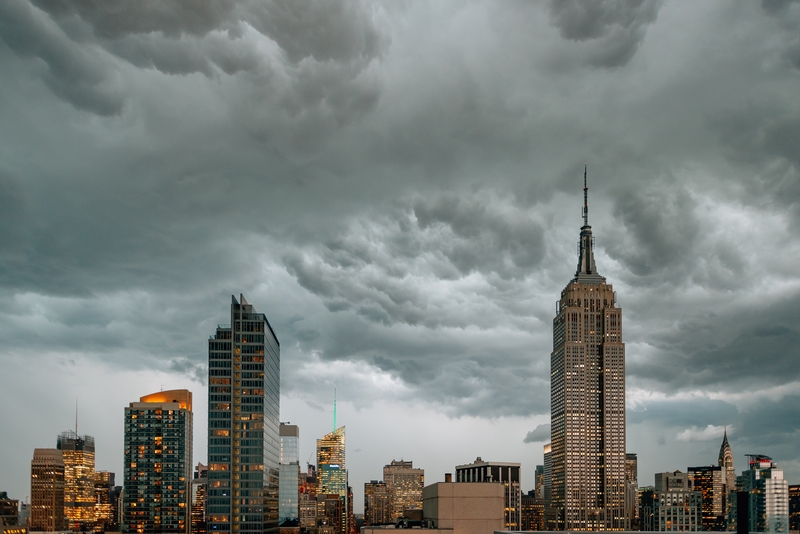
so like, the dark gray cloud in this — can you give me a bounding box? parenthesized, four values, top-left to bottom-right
(0, 0, 124, 115)
(3, 0, 800, 505)
(547, 0, 662, 67)
(524, 423, 551, 443)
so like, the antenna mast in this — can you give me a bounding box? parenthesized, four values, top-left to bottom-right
(75, 397, 78, 436)
(333, 388, 337, 432)
(583, 164, 588, 226)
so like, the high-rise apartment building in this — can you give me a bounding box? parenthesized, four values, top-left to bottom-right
(317, 428, 346, 534)
(30, 448, 66, 532)
(123, 389, 193, 534)
(550, 167, 627, 530)
(742, 455, 789, 533)
(279, 423, 300, 524)
(58, 431, 96, 530)
(455, 458, 520, 530)
(207, 295, 281, 534)
(383, 460, 423, 523)
(688, 465, 725, 530)
(364, 481, 391, 526)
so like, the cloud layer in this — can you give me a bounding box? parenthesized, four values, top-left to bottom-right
(1, 0, 800, 508)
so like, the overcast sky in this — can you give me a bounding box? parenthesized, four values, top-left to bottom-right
(2, 0, 800, 514)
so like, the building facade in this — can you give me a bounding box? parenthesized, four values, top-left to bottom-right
(788, 485, 799, 532)
(626, 453, 639, 530)
(298, 465, 317, 531)
(94, 471, 117, 532)
(123, 389, 193, 534)
(0, 492, 19, 528)
(742, 455, 789, 533)
(191, 463, 207, 534)
(58, 431, 96, 531)
(521, 490, 545, 531)
(421, 482, 505, 534)
(641, 472, 702, 532)
(550, 168, 627, 530)
(688, 465, 725, 531)
(383, 460, 424, 524)
(30, 448, 66, 532)
(207, 295, 281, 534)
(455, 458, 520, 530)
(279, 424, 299, 524)
(317, 428, 346, 534)
(364, 481, 391, 526)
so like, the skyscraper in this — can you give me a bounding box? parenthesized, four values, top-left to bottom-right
(383, 460, 424, 524)
(279, 423, 300, 524)
(718, 430, 735, 492)
(123, 389, 193, 534)
(30, 448, 65, 532)
(57, 431, 96, 530)
(719, 429, 735, 524)
(741, 455, 789, 533)
(317, 427, 346, 534)
(688, 465, 725, 530)
(207, 294, 281, 534)
(550, 167, 627, 530)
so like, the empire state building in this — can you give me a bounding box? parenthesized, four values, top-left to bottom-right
(550, 167, 627, 530)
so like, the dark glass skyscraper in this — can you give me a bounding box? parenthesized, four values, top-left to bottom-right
(550, 167, 627, 530)
(207, 295, 280, 534)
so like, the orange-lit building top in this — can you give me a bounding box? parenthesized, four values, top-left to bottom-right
(140, 389, 192, 411)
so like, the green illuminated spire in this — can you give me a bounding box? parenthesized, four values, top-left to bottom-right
(333, 388, 337, 432)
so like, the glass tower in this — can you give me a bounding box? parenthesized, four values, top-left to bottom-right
(279, 424, 299, 524)
(123, 389, 193, 534)
(550, 167, 627, 530)
(316, 427, 346, 534)
(207, 294, 280, 534)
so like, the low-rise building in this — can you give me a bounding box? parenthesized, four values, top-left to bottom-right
(641, 471, 702, 532)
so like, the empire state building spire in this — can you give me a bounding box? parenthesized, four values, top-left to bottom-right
(575, 165, 605, 283)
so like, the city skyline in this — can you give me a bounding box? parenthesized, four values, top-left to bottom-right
(2, 0, 800, 520)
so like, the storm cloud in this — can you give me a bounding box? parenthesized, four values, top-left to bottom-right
(1, 0, 800, 510)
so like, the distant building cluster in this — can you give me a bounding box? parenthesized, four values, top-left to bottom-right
(5, 176, 799, 534)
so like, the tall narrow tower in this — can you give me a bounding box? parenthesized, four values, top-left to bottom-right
(550, 167, 627, 530)
(207, 295, 281, 534)
(317, 426, 346, 534)
(123, 389, 193, 534)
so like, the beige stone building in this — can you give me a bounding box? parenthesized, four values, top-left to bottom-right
(550, 168, 627, 530)
(361, 481, 503, 534)
(30, 448, 65, 532)
(383, 460, 423, 522)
